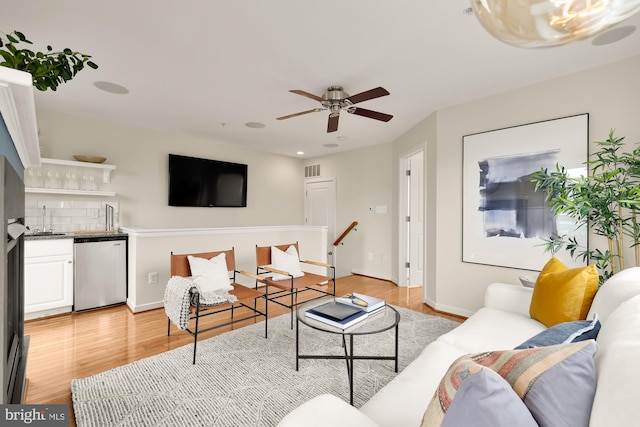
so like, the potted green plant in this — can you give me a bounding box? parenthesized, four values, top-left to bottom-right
(532, 130, 640, 285)
(0, 30, 97, 91)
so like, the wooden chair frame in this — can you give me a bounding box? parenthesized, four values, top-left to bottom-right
(167, 248, 268, 364)
(256, 242, 335, 328)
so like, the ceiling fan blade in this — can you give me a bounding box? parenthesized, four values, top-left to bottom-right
(345, 87, 390, 105)
(276, 108, 322, 120)
(350, 107, 393, 122)
(327, 113, 339, 133)
(290, 90, 324, 102)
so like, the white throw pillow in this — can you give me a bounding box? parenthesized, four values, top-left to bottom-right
(187, 253, 232, 292)
(270, 245, 305, 281)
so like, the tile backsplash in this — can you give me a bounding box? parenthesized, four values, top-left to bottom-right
(25, 198, 119, 233)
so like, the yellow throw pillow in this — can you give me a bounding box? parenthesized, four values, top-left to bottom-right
(529, 257, 598, 327)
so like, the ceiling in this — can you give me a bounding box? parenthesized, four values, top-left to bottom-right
(3, 1, 640, 159)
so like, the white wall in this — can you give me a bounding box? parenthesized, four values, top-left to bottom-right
(31, 110, 316, 311)
(34, 109, 305, 228)
(311, 55, 640, 317)
(124, 225, 328, 312)
(417, 55, 640, 316)
(31, 55, 640, 316)
(305, 143, 394, 279)
(392, 113, 437, 301)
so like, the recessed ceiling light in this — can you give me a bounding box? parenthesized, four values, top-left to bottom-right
(93, 81, 129, 94)
(323, 143, 339, 148)
(297, 151, 304, 155)
(591, 25, 636, 46)
(245, 122, 266, 129)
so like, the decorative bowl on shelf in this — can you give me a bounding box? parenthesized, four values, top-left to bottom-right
(73, 155, 107, 163)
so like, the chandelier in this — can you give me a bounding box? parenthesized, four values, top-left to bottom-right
(470, 0, 640, 47)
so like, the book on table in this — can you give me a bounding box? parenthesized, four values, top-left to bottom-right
(305, 301, 368, 329)
(335, 292, 386, 313)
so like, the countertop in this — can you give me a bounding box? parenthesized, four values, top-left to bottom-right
(25, 231, 129, 241)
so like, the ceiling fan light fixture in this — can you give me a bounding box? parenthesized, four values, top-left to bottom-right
(323, 86, 349, 101)
(470, 0, 640, 48)
(278, 85, 392, 133)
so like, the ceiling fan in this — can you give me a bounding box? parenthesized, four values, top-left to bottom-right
(276, 85, 393, 133)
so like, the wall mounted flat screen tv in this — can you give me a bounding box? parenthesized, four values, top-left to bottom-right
(168, 154, 248, 207)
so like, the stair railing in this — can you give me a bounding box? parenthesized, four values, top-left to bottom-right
(334, 221, 358, 246)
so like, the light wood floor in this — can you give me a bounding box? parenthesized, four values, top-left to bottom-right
(23, 275, 462, 425)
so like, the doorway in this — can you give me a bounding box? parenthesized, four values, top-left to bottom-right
(304, 177, 336, 265)
(399, 148, 424, 288)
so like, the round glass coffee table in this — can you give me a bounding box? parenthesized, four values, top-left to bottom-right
(296, 297, 401, 405)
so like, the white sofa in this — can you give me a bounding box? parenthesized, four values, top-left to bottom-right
(278, 267, 640, 427)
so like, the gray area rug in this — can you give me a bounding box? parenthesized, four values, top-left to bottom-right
(71, 306, 459, 427)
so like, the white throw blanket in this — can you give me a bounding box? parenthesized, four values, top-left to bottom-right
(163, 276, 237, 330)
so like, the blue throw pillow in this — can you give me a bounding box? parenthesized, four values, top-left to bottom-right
(515, 315, 600, 349)
(440, 369, 538, 427)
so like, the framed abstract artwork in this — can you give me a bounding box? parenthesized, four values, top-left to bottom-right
(462, 114, 589, 271)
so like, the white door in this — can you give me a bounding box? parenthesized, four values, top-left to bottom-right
(408, 152, 424, 287)
(304, 178, 336, 264)
(399, 149, 425, 287)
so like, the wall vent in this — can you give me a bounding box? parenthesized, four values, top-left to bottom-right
(305, 164, 320, 178)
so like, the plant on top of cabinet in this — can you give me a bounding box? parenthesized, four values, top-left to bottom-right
(0, 30, 98, 91)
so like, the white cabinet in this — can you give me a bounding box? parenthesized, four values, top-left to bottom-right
(24, 239, 74, 320)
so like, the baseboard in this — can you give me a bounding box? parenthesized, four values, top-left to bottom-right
(350, 269, 393, 282)
(24, 306, 72, 321)
(424, 294, 437, 309)
(431, 301, 474, 319)
(127, 299, 164, 313)
(350, 271, 472, 318)
(127, 278, 475, 318)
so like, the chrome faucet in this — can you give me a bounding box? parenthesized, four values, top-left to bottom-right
(31, 205, 64, 235)
(105, 204, 114, 231)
